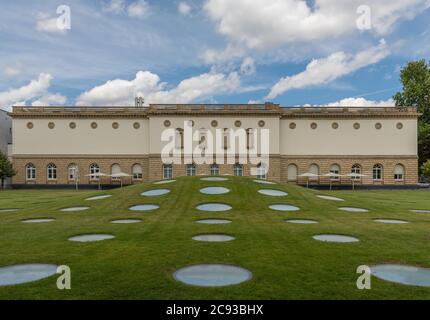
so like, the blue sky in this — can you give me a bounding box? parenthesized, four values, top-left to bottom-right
(0, 0, 429, 109)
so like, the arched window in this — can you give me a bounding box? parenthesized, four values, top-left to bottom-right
(210, 164, 220, 176)
(256, 163, 267, 180)
(68, 163, 78, 180)
(111, 164, 121, 181)
(287, 164, 298, 181)
(351, 164, 361, 180)
(186, 163, 196, 176)
(223, 128, 230, 150)
(132, 164, 142, 180)
(163, 164, 173, 180)
(309, 164, 319, 181)
(90, 163, 100, 180)
(330, 164, 340, 181)
(234, 163, 243, 177)
(373, 164, 383, 181)
(26, 163, 36, 180)
(47, 163, 57, 180)
(394, 164, 405, 181)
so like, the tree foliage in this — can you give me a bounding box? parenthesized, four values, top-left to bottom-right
(394, 60, 430, 167)
(0, 150, 16, 189)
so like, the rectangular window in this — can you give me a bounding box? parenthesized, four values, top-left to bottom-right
(394, 174, 403, 181)
(163, 165, 173, 180)
(186, 165, 196, 176)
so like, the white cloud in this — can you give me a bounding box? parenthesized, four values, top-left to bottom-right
(205, 0, 430, 49)
(200, 43, 245, 65)
(266, 40, 390, 99)
(240, 57, 256, 75)
(76, 70, 242, 106)
(0, 73, 66, 110)
(36, 15, 67, 34)
(104, 0, 126, 14)
(127, 0, 151, 18)
(178, 2, 192, 15)
(324, 97, 395, 107)
(3, 66, 21, 77)
(105, 0, 150, 18)
(32, 93, 67, 106)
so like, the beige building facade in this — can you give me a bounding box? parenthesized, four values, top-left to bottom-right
(9, 103, 419, 187)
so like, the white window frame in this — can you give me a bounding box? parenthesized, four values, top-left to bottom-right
(373, 164, 383, 181)
(90, 164, 100, 181)
(210, 164, 220, 176)
(234, 164, 243, 177)
(68, 164, 78, 180)
(47, 163, 57, 180)
(163, 164, 173, 180)
(186, 164, 196, 177)
(26, 164, 36, 180)
(256, 163, 267, 180)
(132, 164, 143, 180)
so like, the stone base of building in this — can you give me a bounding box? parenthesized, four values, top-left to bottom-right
(12, 154, 418, 186)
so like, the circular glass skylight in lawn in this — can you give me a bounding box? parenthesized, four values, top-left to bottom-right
(313, 234, 359, 243)
(0, 264, 58, 286)
(174, 264, 252, 287)
(371, 264, 430, 287)
(253, 180, 276, 185)
(269, 204, 300, 212)
(22, 218, 55, 223)
(85, 195, 112, 201)
(286, 219, 318, 224)
(154, 180, 176, 185)
(68, 234, 115, 242)
(258, 189, 288, 197)
(196, 203, 232, 212)
(200, 187, 230, 195)
(317, 195, 344, 202)
(338, 207, 369, 213)
(196, 219, 232, 225)
(0, 209, 20, 213)
(61, 207, 90, 212)
(410, 209, 430, 213)
(129, 204, 160, 211)
(192, 234, 235, 242)
(374, 219, 409, 224)
(141, 189, 170, 196)
(200, 177, 228, 182)
(111, 219, 142, 224)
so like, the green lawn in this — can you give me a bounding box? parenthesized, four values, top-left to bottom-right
(1, 176, 430, 300)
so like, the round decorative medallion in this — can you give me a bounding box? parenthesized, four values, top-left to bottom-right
(353, 123, 360, 130)
(26, 122, 34, 129)
(396, 122, 403, 130)
(48, 122, 55, 129)
(69, 122, 76, 129)
(289, 122, 296, 129)
(133, 122, 141, 129)
(211, 120, 218, 127)
(258, 120, 265, 127)
(235, 120, 242, 128)
(91, 122, 98, 129)
(375, 123, 382, 130)
(164, 120, 171, 127)
(112, 122, 119, 129)
(310, 122, 318, 130)
(332, 122, 339, 129)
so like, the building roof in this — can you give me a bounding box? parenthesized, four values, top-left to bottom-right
(9, 103, 420, 119)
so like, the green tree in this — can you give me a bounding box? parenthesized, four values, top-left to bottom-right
(0, 150, 16, 189)
(394, 60, 430, 167)
(422, 160, 430, 179)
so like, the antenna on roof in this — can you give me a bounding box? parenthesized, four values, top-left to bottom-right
(135, 97, 145, 108)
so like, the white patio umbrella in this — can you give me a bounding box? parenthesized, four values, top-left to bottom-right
(110, 172, 132, 188)
(299, 173, 319, 188)
(345, 173, 367, 190)
(85, 172, 108, 190)
(323, 173, 342, 191)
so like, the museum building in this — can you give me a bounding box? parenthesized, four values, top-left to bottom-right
(8, 103, 419, 187)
